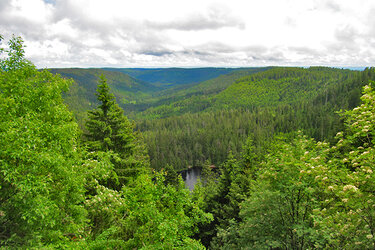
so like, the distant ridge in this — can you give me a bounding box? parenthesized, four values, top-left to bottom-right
(102, 67, 255, 86)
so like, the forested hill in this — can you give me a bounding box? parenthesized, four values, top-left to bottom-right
(51, 67, 270, 123)
(134, 67, 354, 119)
(138, 67, 375, 170)
(123, 67, 270, 116)
(49, 68, 161, 123)
(214, 67, 354, 108)
(51, 66, 374, 171)
(102, 67, 254, 86)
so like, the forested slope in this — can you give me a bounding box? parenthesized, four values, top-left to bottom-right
(52, 65, 373, 172)
(214, 67, 353, 108)
(49, 68, 160, 124)
(2, 35, 375, 249)
(103, 67, 241, 86)
(127, 67, 269, 118)
(138, 67, 375, 170)
(53, 67, 270, 123)
(133, 67, 353, 119)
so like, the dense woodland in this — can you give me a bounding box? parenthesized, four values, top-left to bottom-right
(1, 35, 375, 249)
(54, 64, 372, 171)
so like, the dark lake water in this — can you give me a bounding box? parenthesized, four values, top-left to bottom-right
(180, 167, 201, 191)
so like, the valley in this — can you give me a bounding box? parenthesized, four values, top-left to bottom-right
(2, 0, 375, 248)
(55, 66, 372, 171)
(3, 39, 375, 247)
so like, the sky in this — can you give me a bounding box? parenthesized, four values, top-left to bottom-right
(0, 0, 375, 68)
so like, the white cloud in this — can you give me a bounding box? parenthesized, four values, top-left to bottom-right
(0, 0, 374, 67)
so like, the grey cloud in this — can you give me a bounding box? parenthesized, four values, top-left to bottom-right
(332, 25, 360, 53)
(0, 0, 9, 10)
(244, 45, 268, 54)
(196, 42, 237, 54)
(175, 43, 285, 65)
(365, 7, 375, 43)
(139, 47, 175, 57)
(51, 1, 116, 40)
(2, 0, 373, 67)
(142, 51, 173, 57)
(110, 50, 132, 61)
(130, 46, 224, 65)
(289, 46, 320, 56)
(136, 48, 213, 60)
(242, 46, 285, 63)
(284, 17, 297, 28)
(50, 11, 172, 54)
(0, 0, 247, 67)
(310, 0, 341, 12)
(0, 21, 45, 42)
(181, 49, 213, 57)
(324, 1, 341, 12)
(184, 43, 268, 56)
(0, 2, 45, 40)
(335, 25, 358, 44)
(250, 51, 285, 63)
(145, 6, 245, 31)
(52, 1, 83, 23)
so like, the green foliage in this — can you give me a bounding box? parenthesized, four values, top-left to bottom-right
(58, 65, 372, 175)
(224, 133, 329, 249)
(132, 67, 352, 119)
(163, 164, 180, 187)
(0, 35, 212, 249)
(0, 36, 87, 247)
(56, 64, 374, 177)
(139, 108, 275, 171)
(0, 36, 28, 71)
(84, 75, 149, 189)
(139, 67, 375, 171)
(50, 68, 159, 126)
(85, 172, 212, 249)
(195, 150, 256, 248)
(311, 83, 375, 249)
(125, 67, 270, 118)
(215, 67, 351, 108)
(213, 84, 375, 249)
(3, 33, 375, 249)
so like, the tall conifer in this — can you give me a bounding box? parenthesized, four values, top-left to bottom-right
(85, 75, 149, 189)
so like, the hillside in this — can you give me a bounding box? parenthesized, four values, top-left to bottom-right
(51, 66, 373, 171)
(214, 67, 353, 108)
(134, 67, 353, 119)
(103, 67, 245, 86)
(53, 67, 270, 121)
(137, 67, 374, 170)
(49, 68, 160, 123)
(124, 67, 270, 117)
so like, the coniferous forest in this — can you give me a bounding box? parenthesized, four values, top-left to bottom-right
(1, 35, 375, 249)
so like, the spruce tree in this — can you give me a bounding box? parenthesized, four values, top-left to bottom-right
(84, 75, 149, 189)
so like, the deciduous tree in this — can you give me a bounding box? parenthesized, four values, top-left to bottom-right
(0, 35, 87, 247)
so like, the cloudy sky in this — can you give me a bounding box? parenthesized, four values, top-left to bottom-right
(0, 0, 374, 68)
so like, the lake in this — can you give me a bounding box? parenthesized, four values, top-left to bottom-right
(180, 167, 201, 191)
